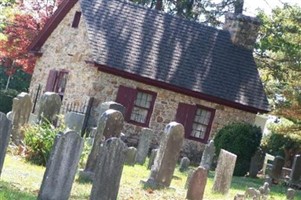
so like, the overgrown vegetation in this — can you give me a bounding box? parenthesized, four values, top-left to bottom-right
(23, 120, 65, 166)
(262, 120, 301, 168)
(214, 122, 262, 176)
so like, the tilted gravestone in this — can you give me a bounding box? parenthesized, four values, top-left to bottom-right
(286, 188, 295, 200)
(82, 109, 123, 180)
(0, 112, 12, 177)
(289, 154, 301, 185)
(136, 128, 153, 165)
(38, 92, 62, 124)
(38, 131, 84, 200)
(249, 148, 265, 178)
(125, 147, 137, 166)
(11, 92, 32, 145)
(200, 140, 215, 170)
(179, 157, 190, 172)
(96, 101, 125, 121)
(147, 148, 158, 170)
(186, 166, 208, 200)
(90, 138, 127, 200)
(270, 156, 285, 183)
(144, 122, 184, 188)
(212, 149, 237, 194)
(64, 111, 85, 133)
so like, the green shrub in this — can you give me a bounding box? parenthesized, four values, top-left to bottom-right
(214, 122, 262, 176)
(262, 122, 301, 167)
(0, 89, 19, 114)
(23, 120, 65, 166)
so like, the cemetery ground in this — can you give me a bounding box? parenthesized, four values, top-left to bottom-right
(1, 152, 300, 200)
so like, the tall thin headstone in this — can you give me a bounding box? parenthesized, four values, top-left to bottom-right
(82, 109, 123, 180)
(11, 92, 32, 145)
(200, 140, 215, 170)
(289, 154, 301, 185)
(90, 138, 126, 200)
(136, 128, 153, 165)
(38, 92, 61, 124)
(125, 147, 137, 166)
(38, 131, 84, 200)
(144, 122, 184, 188)
(249, 148, 265, 178)
(0, 112, 12, 177)
(270, 156, 284, 183)
(186, 166, 208, 200)
(212, 149, 237, 194)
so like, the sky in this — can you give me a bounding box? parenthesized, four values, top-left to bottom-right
(244, 0, 301, 16)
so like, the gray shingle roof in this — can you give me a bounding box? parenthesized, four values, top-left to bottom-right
(80, 0, 269, 112)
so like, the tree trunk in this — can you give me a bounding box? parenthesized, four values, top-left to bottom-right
(5, 75, 11, 91)
(155, 0, 163, 10)
(234, 0, 244, 14)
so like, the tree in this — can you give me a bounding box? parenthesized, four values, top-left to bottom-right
(255, 5, 301, 122)
(130, 0, 244, 26)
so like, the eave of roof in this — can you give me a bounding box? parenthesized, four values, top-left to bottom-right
(28, 0, 78, 53)
(93, 62, 269, 114)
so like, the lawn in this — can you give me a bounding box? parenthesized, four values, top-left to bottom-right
(0, 153, 299, 200)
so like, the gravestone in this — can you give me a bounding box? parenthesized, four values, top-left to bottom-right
(136, 128, 153, 165)
(90, 138, 126, 200)
(96, 101, 125, 121)
(270, 156, 285, 183)
(147, 148, 158, 170)
(186, 166, 208, 200)
(179, 157, 190, 172)
(64, 111, 85, 133)
(0, 112, 12, 177)
(125, 147, 137, 166)
(185, 169, 194, 189)
(11, 92, 32, 145)
(289, 154, 301, 185)
(286, 188, 295, 200)
(38, 131, 84, 200)
(200, 140, 215, 170)
(249, 148, 265, 178)
(82, 109, 123, 180)
(144, 122, 184, 188)
(38, 92, 62, 124)
(212, 149, 237, 194)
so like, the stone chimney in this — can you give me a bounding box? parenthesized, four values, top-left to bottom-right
(223, 13, 261, 50)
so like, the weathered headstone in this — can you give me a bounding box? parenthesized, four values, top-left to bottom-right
(136, 128, 153, 165)
(38, 92, 62, 124)
(11, 92, 32, 145)
(270, 156, 285, 183)
(90, 138, 126, 200)
(144, 122, 184, 188)
(286, 188, 295, 200)
(125, 147, 137, 166)
(0, 112, 12, 177)
(64, 111, 85, 133)
(147, 148, 158, 170)
(200, 140, 215, 170)
(245, 187, 261, 200)
(186, 166, 208, 200)
(179, 157, 190, 172)
(212, 149, 237, 194)
(82, 109, 124, 180)
(96, 101, 125, 121)
(185, 169, 194, 189)
(249, 148, 265, 178)
(289, 154, 301, 185)
(259, 182, 270, 196)
(38, 131, 83, 200)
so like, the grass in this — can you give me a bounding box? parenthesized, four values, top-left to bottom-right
(0, 153, 300, 200)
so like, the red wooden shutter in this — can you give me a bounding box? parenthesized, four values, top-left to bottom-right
(115, 85, 137, 121)
(71, 11, 81, 28)
(175, 103, 197, 137)
(45, 70, 58, 92)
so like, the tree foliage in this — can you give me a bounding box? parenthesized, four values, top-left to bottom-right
(255, 5, 301, 122)
(130, 0, 244, 26)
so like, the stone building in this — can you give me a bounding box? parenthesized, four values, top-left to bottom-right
(28, 0, 269, 159)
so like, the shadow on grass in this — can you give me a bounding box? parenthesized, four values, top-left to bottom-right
(0, 181, 37, 200)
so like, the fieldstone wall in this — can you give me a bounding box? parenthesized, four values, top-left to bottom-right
(30, 2, 257, 161)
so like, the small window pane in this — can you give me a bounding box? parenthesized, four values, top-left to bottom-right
(130, 107, 148, 123)
(134, 92, 152, 109)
